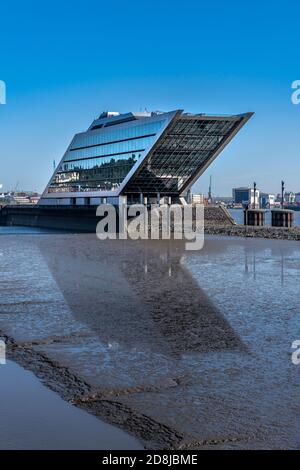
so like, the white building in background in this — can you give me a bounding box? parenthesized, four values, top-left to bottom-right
(192, 194, 204, 204)
(232, 187, 260, 207)
(284, 192, 295, 203)
(260, 193, 275, 208)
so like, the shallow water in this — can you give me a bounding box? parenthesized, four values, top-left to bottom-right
(0, 226, 67, 234)
(1, 233, 300, 448)
(0, 360, 141, 450)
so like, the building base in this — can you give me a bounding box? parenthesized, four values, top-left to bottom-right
(0, 205, 102, 232)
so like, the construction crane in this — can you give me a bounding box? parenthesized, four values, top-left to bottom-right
(208, 175, 212, 202)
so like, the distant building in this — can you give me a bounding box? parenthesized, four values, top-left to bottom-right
(192, 193, 204, 204)
(260, 192, 275, 208)
(0, 191, 40, 205)
(295, 193, 300, 203)
(284, 191, 295, 203)
(232, 187, 260, 207)
(276, 192, 296, 204)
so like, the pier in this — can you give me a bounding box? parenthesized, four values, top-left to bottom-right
(271, 209, 294, 228)
(244, 209, 265, 226)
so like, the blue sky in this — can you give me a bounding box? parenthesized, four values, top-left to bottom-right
(0, 0, 299, 196)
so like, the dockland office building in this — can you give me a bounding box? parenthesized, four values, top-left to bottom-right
(39, 110, 252, 206)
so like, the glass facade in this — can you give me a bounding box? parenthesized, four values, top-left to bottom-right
(66, 136, 155, 161)
(124, 117, 243, 195)
(43, 110, 251, 202)
(48, 120, 166, 193)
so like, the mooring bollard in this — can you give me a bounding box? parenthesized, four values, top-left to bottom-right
(271, 209, 294, 228)
(244, 209, 265, 226)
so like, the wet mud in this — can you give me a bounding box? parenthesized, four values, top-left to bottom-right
(1, 235, 300, 449)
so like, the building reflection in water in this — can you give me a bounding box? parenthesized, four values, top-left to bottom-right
(38, 237, 244, 358)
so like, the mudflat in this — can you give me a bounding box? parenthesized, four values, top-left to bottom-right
(1, 233, 300, 449)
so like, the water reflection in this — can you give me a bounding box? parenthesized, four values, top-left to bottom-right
(244, 245, 286, 285)
(38, 239, 244, 357)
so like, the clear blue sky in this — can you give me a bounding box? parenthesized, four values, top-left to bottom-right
(0, 0, 299, 196)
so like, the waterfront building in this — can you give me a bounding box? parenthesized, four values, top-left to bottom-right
(275, 192, 296, 205)
(39, 110, 253, 206)
(0, 191, 40, 205)
(284, 191, 295, 203)
(232, 187, 260, 207)
(192, 194, 205, 204)
(260, 192, 275, 208)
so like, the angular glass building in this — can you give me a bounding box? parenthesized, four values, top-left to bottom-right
(39, 109, 253, 206)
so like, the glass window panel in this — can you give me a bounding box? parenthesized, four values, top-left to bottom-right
(64, 136, 154, 161)
(71, 120, 165, 150)
(47, 118, 167, 194)
(48, 152, 141, 193)
(124, 118, 240, 194)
